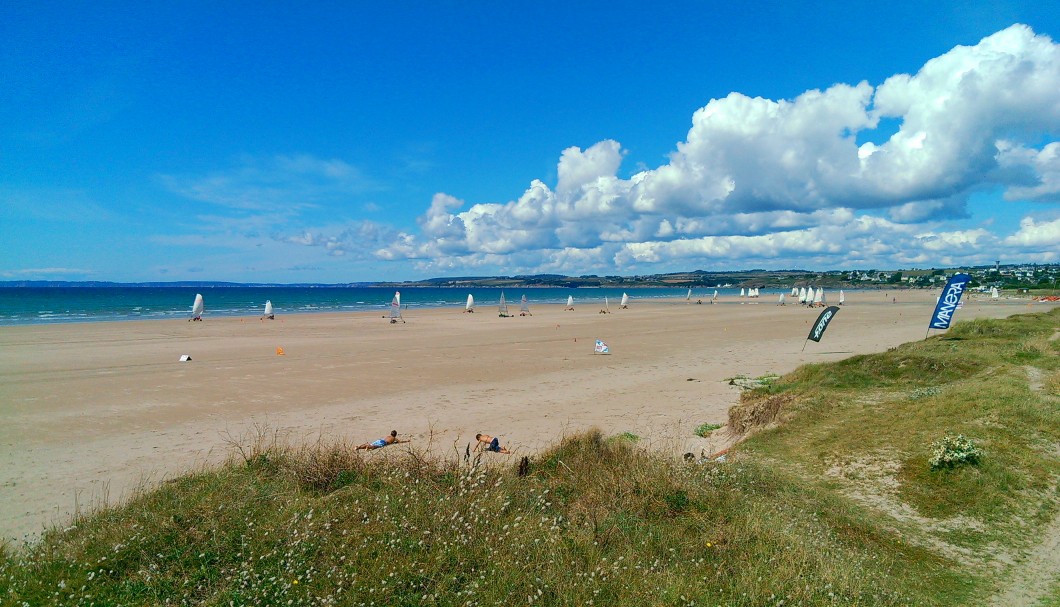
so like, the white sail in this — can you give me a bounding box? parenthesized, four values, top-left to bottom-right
(815, 288, 825, 304)
(263, 300, 274, 319)
(620, 293, 629, 307)
(806, 287, 815, 304)
(990, 287, 999, 299)
(389, 291, 403, 322)
(792, 286, 799, 296)
(712, 289, 718, 301)
(798, 287, 807, 303)
(499, 292, 509, 316)
(520, 294, 530, 314)
(686, 288, 692, 302)
(566, 295, 574, 310)
(466, 294, 475, 311)
(191, 293, 204, 320)
(778, 293, 785, 304)
(839, 290, 845, 305)
(740, 288, 745, 297)
(604, 296, 610, 313)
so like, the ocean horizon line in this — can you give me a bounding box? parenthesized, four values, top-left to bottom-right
(2, 285, 810, 327)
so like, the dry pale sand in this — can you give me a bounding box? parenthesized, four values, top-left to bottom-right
(0, 290, 1049, 545)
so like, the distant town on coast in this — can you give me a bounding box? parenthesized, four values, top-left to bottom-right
(3, 262, 1058, 291)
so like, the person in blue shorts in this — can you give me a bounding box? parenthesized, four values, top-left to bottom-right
(356, 430, 409, 451)
(474, 433, 511, 454)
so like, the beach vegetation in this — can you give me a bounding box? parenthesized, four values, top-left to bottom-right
(694, 422, 722, 437)
(927, 434, 984, 471)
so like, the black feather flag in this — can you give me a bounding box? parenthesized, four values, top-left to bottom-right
(807, 306, 840, 343)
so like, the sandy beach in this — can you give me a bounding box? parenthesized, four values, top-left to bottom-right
(0, 290, 1049, 545)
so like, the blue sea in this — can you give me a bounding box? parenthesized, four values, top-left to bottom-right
(0, 286, 773, 326)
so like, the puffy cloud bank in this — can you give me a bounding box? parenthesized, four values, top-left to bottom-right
(375, 24, 1060, 273)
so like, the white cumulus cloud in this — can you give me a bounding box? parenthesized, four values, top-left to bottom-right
(371, 25, 1060, 274)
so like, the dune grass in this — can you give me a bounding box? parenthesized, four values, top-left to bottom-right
(2, 308, 1058, 606)
(1, 431, 950, 606)
(731, 308, 1060, 599)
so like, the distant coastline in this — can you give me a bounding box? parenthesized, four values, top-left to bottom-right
(3, 262, 1054, 292)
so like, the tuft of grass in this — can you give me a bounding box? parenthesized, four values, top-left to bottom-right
(694, 423, 722, 437)
(608, 431, 640, 444)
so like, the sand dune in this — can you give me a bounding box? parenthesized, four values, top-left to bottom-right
(0, 290, 1046, 544)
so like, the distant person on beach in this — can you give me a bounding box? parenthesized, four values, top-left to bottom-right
(356, 430, 409, 451)
(474, 433, 511, 454)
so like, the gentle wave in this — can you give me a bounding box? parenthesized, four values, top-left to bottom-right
(0, 286, 792, 326)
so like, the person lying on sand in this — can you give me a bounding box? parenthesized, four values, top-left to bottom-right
(356, 430, 409, 451)
(474, 433, 511, 454)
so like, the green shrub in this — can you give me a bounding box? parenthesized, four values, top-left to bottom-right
(695, 423, 722, 437)
(929, 434, 984, 470)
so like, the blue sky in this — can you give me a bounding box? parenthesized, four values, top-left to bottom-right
(2, 2, 1059, 283)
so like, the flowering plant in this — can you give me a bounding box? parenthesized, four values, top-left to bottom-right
(929, 434, 983, 470)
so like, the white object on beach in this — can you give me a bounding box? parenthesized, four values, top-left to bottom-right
(465, 294, 475, 312)
(778, 293, 785, 305)
(712, 289, 718, 301)
(191, 293, 204, 320)
(263, 300, 274, 319)
(806, 287, 815, 305)
(594, 339, 610, 354)
(499, 292, 510, 316)
(798, 287, 807, 303)
(520, 294, 530, 315)
(792, 286, 799, 297)
(839, 290, 845, 305)
(604, 296, 610, 313)
(740, 288, 745, 298)
(566, 295, 575, 310)
(179, 354, 192, 362)
(814, 288, 824, 305)
(389, 291, 404, 323)
(686, 288, 692, 303)
(620, 293, 629, 308)
(990, 287, 999, 299)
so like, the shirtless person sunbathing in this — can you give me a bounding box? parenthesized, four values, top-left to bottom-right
(356, 430, 409, 450)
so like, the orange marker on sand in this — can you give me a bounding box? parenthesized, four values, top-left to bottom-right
(276, 347, 285, 356)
